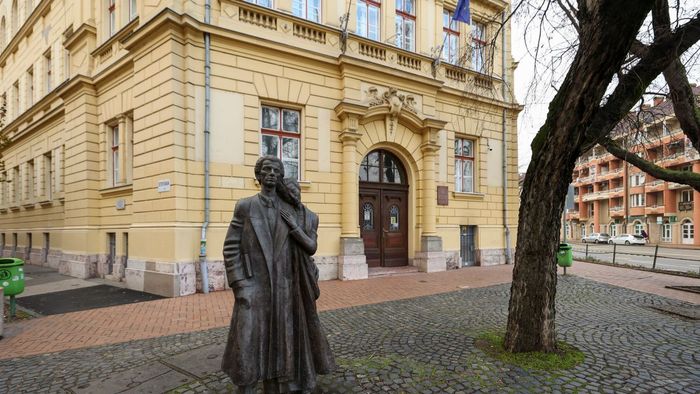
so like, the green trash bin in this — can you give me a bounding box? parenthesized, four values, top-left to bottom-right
(557, 243, 573, 268)
(0, 258, 25, 296)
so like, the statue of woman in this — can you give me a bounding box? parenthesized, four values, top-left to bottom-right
(277, 178, 336, 393)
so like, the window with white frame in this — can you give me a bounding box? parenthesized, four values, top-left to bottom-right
(682, 219, 694, 241)
(454, 137, 474, 193)
(245, 0, 273, 7)
(395, 0, 415, 51)
(12, 80, 19, 118)
(662, 222, 671, 242)
(44, 50, 52, 93)
(630, 193, 645, 207)
(64, 49, 71, 81)
(129, 0, 137, 21)
(260, 105, 300, 180)
(587, 203, 594, 217)
(633, 221, 644, 235)
(292, 0, 320, 22)
(107, 0, 116, 37)
(442, 10, 459, 64)
(43, 152, 52, 200)
(471, 21, 486, 72)
(357, 0, 380, 41)
(681, 189, 693, 202)
(111, 125, 120, 186)
(580, 224, 586, 237)
(629, 173, 645, 186)
(610, 223, 617, 237)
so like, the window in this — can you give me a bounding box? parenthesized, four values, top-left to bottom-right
(633, 222, 644, 235)
(455, 138, 474, 193)
(359, 150, 405, 184)
(24, 0, 32, 19)
(12, 233, 17, 256)
(682, 219, 694, 242)
(292, 0, 320, 23)
(11, 1, 18, 34)
(395, 0, 415, 51)
(107, 0, 116, 37)
(27, 159, 34, 200)
(581, 224, 586, 237)
(245, 0, 273, 7)
(471, 21, 486, 72)
(681, 190, 693, 202)
(662, 222, 671, 242)
(442, 10, 459, 64)
(111, 125, 120, 186)
(44, 50, 52, 93)
(42, 232, 49, 263)
(260, 106, 300, 180)
(357, 0, 380, 41)
(587, 203, 594, 217)
(129, 0, 137, 21)
(43, 152, 52, 200)
(26, 67, 33, 107)
(1, 17, 6, 48)
(12, 166, 20, 203)
(1, 171, 7, 205)
(610, 223, 617, 237)
(629, 173, 645, 186)
(64, 48, 70, 81)
(12, 80, 19, 117)
(25, 232, 32, 261)
(630, 193, 645, 207)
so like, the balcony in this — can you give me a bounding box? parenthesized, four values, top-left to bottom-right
(566, 210, 580, 220)
(668, 182, 691, 190)
(645, 205, 665, 215)
(646, 180, 664, 192)
(582, 190, 609, 202)
(678, 201, 694, 211)
(610, 206, 625, 217)
(608, 187, 624, 197)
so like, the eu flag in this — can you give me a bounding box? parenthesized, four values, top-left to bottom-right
(454, 0, 471, 23)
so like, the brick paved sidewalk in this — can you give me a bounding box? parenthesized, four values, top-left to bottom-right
(0, 261, 697, 360)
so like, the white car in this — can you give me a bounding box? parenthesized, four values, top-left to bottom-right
(581, 233, 611, 244)
(609, 234, 646, 245)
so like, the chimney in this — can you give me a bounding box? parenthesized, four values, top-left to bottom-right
(653, 96, 665, 107)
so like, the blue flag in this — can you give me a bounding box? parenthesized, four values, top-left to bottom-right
(454, 0, 471, 23)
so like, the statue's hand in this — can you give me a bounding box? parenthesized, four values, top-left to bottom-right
(280, 209, 299, 230)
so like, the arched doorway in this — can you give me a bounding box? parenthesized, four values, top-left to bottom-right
(359, 149, 409, 267)
(682, 219, 694, 244)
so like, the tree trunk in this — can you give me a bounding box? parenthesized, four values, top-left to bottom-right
(503, 0, 655, 353)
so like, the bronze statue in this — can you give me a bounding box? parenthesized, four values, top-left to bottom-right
(222, 156, 336, 394)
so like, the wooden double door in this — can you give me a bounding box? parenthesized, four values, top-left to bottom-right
(359, 186, 409, 267)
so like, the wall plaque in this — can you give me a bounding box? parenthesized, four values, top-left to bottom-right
(437, 186, 449, 206)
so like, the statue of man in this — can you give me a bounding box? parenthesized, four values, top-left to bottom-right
(222, 156, 335, 394)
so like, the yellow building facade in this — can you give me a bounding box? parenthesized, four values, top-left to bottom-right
(0, 0, 519, 297)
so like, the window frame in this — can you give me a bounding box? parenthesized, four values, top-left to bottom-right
(454, 137, 475, 193)
(107, 0, 116, 37)
(681, 189, 693, 203)
(111, 124, 120, 186)
(44, 50, 52, 94)
(395, 0, 416, 51)
(442, 10, 460, 65)
(129, 0, 137, 21)
(292, 0, 321, 23)
(662, 222, 671, 242)
(357, 0, 381, 41)
(471, 20, 487, 72)
(259, 105, 302, 181)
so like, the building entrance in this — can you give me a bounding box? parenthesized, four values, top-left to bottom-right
(359, 150, 409, 267)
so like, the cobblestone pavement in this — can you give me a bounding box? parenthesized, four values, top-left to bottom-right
(2, 276, 699, 393)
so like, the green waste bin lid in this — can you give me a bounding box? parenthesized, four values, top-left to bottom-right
(558, 243, 572, 250)
(0, 258, 24, 267)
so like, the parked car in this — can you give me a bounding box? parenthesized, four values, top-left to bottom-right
(581, 233, 611, 244)
(609, 234, 646, 245)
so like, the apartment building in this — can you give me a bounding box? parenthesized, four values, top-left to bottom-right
(565, 88, 700, 245)
(0, 0, 520, 297)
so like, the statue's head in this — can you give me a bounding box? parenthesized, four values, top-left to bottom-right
(278, 178, 301, 207)
(254, 156, 284, 188)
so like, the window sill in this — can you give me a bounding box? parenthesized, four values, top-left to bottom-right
(452, 191, 486, 201)
(38, 198, 53, 207)
(22, 201, 36, 209)
(9, 205, 20, 211)
(100, 184, 133, 197)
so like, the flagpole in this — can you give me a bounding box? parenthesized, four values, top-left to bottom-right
(340, 0, 353, 54)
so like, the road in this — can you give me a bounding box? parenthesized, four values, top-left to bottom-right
(568, 242, 700, 274)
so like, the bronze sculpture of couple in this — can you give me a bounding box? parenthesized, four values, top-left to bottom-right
(222, 156, 336, 394)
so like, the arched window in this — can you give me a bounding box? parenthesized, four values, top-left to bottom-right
(359, 150, 406, 185)
(662, 220, 671, 242)
(609, 222, 617, 237)
(633, 221, 643, 235)
(11, 1, 18, 34)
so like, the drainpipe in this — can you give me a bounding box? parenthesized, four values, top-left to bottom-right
(501, 11, 512, 264)
(199, 0, 212, 293)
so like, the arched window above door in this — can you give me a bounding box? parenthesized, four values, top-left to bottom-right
(359, 150, 406, 184)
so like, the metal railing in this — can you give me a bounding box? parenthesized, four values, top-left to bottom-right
(570, 243, 700, 274)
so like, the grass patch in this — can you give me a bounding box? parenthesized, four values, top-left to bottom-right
(475, 331, 584, 371)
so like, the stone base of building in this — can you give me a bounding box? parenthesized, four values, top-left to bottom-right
(338, 237, 368, 280)
(125, 260, 197, 297)
(58, 253, 99, 279)
(194, 260, 228, 293)
(414, 236, 447, 273)
(445, 250, 460, 270)
(477, 248, 509, 266)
